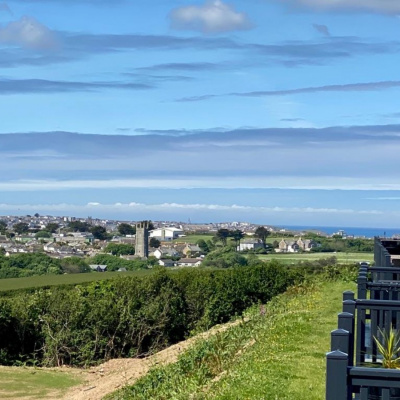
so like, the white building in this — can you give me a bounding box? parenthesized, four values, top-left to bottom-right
(149, 227, 184, 241)
(237, 239, 264, 252)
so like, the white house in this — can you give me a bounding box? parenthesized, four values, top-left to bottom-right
(175, 258, 203, 267)
(237, 239, 264, 252)
(158, 259, 175, 267)
(151, 246, 180, 259)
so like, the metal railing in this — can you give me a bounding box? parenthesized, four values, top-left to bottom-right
(326, 261, 400, 399)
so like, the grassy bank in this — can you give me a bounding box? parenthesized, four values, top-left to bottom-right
(110, 277, 355, 399)
(0, 270, 153, 293)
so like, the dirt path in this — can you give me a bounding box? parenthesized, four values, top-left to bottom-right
(62, 319, 244, 400)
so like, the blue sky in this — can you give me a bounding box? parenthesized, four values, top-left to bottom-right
(1, 0, 400, 228)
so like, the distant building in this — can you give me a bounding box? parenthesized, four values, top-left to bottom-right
(276, 238, 317, 253)
(89, 264, 107, 272)
(176, 258, 203, 267)
(151, 246, 180, 260)
(158, 259, 175, 267)
(237, 239, 264, 252)
(149, 227, 184, 241)
(135, 221, 149, 258)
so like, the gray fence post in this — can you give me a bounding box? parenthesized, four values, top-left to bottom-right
(338, 312, 354, 366)
(385, 252, 392, 268)
(343, 291, 355, 302)
(343, 300, 356, 315)
(326, 350, 350, 400)
(358, 276, 368, 299)
(331, 329, 350, 354)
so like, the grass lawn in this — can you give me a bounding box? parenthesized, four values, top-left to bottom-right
(0, 367, 81, 399)
(0, 270, 153, 292)
(257, 251, 373, 264)
(173, 234, 215, 244)
(110, 278, 356, 399)
(198, 279, 356, 400)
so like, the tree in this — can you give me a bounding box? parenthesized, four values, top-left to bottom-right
(45, 223, 59, 233)
(202, 247, 248, 268)
(104, 243, 135, 256)
(149, 237, 161, 248)
(255, 226, 270, 248)
(68, 221, 90, 232)
(60, 257, 90, 274)
(117, 223, 136, 236)
(0, 220, 7, 233)
(90, 226, 107, 240)
(231, 229, 245, 249)
(13, 222, 29, 235)
(197, 239, 209, 253)
(35, 231, 52, 239)
(215, 229, 230, 246)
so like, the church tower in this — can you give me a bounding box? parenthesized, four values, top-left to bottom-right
(135, 221, 149, 258)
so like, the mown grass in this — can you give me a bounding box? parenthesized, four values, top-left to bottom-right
(108, 277, 356, 400)
(257, 251, 373, 264)
(173, 234, 215, 243)
(0, 367, 81, 399)
(0, 270, 153, 292)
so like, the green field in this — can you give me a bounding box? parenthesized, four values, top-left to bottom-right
(0, 270, 153, 292)
(0, 367, 81, 399)
(173, 234, 214, 244)
(257, 251, 373, 264)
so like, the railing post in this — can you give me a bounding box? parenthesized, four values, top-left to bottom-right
(358, 275, 368, 299)
(331, 329, 350, 354)
(338, 312, 355, 366)
(326, 350, 350, 400)
(385, 252, 392, 268)
(343, 300, 356, 315)
(343, 291, 355, 302)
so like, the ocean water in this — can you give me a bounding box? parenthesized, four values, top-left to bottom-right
(281, 225, 400, 238)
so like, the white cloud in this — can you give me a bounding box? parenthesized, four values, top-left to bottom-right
(284, 0, 400, 14)
(0, 16, 59, 50)
(169, 0, 252, 33)
(2, 176, 400, 191)
(0, 201, 383, 216)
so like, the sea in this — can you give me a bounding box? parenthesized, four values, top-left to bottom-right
(281, 226, 400, 239)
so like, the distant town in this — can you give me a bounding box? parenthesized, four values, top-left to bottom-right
(0, 213, 376, 268)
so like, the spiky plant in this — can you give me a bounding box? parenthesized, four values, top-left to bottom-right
(373, 326, 400, 369)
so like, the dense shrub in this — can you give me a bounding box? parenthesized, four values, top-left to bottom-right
(202, 247, 248, 268)
(0, 253, 62, 278)
(0, 263, 296, 367)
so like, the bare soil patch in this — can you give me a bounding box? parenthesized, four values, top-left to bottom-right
(62, 319, 243, 400)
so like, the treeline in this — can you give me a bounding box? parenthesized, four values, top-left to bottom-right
(310, 237, 374, 253)
(0, 263, 295, 367)
(0, 253, 66, 278)
(0, 249, 150, 279)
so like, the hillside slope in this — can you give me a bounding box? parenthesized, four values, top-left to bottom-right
(108, 278, 355, 400)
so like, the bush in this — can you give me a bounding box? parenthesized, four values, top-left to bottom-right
(0, 262, 296, 367)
